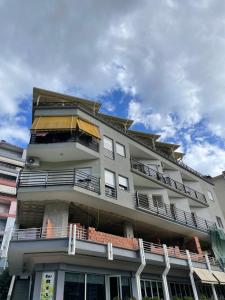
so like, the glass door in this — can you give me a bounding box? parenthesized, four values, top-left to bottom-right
(109, 276, 122, 300)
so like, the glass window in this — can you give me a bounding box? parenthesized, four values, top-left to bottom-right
(152, 195, 164, 208)
(103, 136, 114, 159)
(64, 273, 85, 300)
(121, 276, 131, 300)
(207, 190, 214, 201)
(152, 281, 158, 297)
(86, 274, 106, 300)
(216, 216, 224, 228)
(105, 170, 115, 187)
(116, 143, 125, 157)
(145, 281, 152, 297)
(103, 136, 113, 151)
(141, 280, 146, 297)
(118, 175, 129, 191)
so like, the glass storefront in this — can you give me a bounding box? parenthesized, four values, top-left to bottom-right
(169, 282, 193, 299)
(141, 279, 164, 299)
(64, 272, 131, 300)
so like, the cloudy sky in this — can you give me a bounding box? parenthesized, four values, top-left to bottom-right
(0, 0, 225, 176)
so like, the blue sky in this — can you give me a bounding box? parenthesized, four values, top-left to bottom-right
(0, 0, 225, 176)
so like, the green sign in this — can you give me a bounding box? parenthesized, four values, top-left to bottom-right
(40, 272, 55, 300)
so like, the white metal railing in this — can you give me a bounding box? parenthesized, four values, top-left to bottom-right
(10, 226, 221, 268)
(11, 226, 87, 241)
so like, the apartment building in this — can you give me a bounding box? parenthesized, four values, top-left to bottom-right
(7, 87, 225, 300)
(0, 140, 25, 271)
(214, 172, 225, 222)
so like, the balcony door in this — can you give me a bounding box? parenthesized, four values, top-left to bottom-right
(109, 276, 122, 300)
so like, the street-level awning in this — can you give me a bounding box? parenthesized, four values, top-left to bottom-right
(212, 271, 225, 284)
(31, 116, 100, 139)
(194, 268, 218, 284)
(32, 116, 78, 131)
(77, 118, 101, 139)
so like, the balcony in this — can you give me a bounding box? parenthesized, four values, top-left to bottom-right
(30, 130, 99, 152)
(131, 158, 207, 206)
(18, 169, 100, 194)
(134, 192, 216, 233)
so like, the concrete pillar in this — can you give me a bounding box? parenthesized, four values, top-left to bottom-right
(42, 202, 69, 237)
(123, 221, 134, 238)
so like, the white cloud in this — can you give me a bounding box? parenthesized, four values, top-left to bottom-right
(0, 0, 224, 173)
(184, 142, 225, 176)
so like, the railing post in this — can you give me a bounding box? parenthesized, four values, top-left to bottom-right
(73, 169, 76, 186)
(136, 191, 139, 207)
(184, 211, 188, 225)
(45, 173, 48, 188)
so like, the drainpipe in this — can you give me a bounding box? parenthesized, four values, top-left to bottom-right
(162, 244, 170, 300)
(186, 250, 199, 300)
(205, 254, 218, 300)
(135, 239, 146, 300)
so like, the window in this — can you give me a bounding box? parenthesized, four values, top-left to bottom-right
(152, 195, 164, 208)
(86, 274, 106, 300)
(118, 175, 129, 191)
(103, 136, 114, 159)
(64, 273, 85, 300)
(116, 142, 125, 157)
(105, 170, 116, 198)
(207, 191, 214, 201)
(216, 216, 224, 229)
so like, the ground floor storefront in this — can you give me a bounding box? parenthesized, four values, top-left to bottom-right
(10, 265, 225, 300)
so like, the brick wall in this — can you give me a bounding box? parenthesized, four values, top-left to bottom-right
(87, 227, 139, 250)
(186, 236, 203, 255)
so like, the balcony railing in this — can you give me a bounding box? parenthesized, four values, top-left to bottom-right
(105, 185, 117, 199)
(30, 130, 99, 152)
(19, 169, 101, 194)
(131, 158, 207, 206)
(11, 225, 220, 267)
(134, 192, 216, 233)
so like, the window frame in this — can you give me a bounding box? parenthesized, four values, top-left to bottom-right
(118, 175, 129, 191)
(103, 136, 114, 159)
(207, 190, 214, 201)
(152, 194, 164, 208)
(116, 142, 126, 157)
(104, 169, 116, 188)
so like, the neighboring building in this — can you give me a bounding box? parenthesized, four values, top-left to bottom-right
(7, 87, 225, 299)
(214, 172, 225, 222)
(0, 140, 25, 270)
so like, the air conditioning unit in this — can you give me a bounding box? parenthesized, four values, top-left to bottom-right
(26, 157, 40, 168)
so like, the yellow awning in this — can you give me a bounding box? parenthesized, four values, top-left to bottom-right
(194, 268, 218, 284)
(77, 118, 101, 139)
(32, 116, 78, 131)
(212, 271, 225, 284)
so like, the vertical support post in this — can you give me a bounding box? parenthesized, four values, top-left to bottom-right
(186, 250, 199, 300)
(107, 243, 113, 260)
(162, 244, 170, 300)
(68, 224, 76, 255)
(134, 239, 146, 300)
(205, 254, 218, 300)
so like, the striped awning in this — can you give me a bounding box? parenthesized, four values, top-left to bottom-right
(31, 116, 100, 139)
(32, 116, 78, 131)
(212, 271, 225, 284)
(77, 118, 100, 139)
(194, 268, 218, 284)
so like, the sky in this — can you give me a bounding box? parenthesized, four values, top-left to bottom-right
(0, 0, 225, 176)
